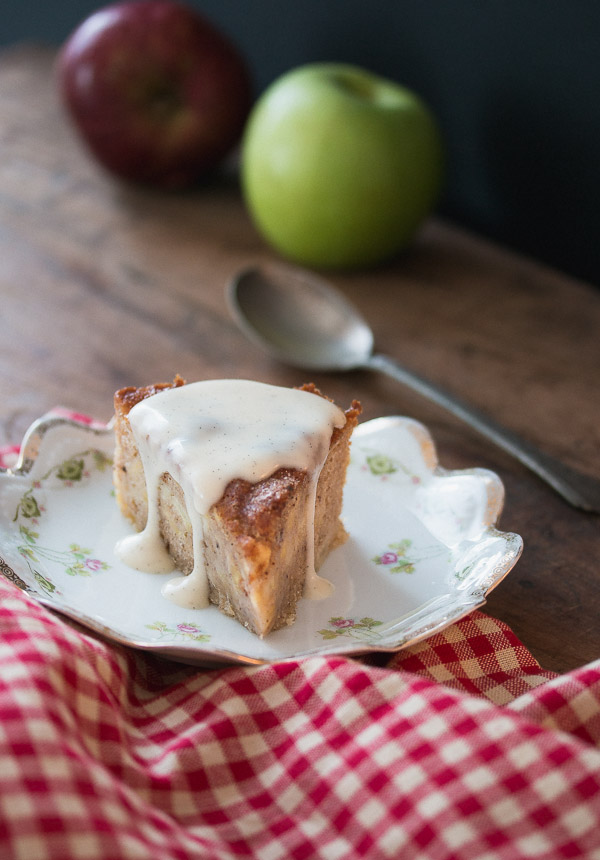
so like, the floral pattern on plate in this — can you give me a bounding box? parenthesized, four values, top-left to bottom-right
(10, 445, 113, 597)
(146, 621, 211, 643)
(0, 412, 523, 666)
(319, 616, 384, 641)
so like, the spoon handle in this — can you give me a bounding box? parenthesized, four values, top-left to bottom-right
(367, 352, 600, 513)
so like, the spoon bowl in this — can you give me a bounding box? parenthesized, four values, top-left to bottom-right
(228, 262, 600, 512)
(228, 265, 374, 371)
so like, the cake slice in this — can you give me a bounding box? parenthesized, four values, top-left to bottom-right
(113, 377, 360, 637)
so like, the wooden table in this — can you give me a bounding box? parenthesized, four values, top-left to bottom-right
(1, 45, 598, 674)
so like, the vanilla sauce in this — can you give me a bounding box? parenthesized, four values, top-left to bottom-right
(115, 379, 346, 609)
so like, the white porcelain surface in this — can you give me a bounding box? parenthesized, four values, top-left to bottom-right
(0, 413, 522, 666)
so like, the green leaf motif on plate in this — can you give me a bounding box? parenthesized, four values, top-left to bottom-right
(319, 616, 383, 641)
(14, 491, 41, 521)
(56, 457, 85, 482)
(358, 447, 422, 484)
(33, 570, 58, 595)
(372, 539, 416, 574)
(366, 453, 398, 475)
(146, 621, 211, 643)
(92, 451, 112, 472)
(372, 539, 449, 574)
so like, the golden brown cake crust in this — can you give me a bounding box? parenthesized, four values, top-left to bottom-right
(114, 375, 186, 416)
(215, 403, 360, 545)
(213, 381, 360, 545)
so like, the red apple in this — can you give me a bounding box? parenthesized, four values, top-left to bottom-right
(57, 0, 252, 189)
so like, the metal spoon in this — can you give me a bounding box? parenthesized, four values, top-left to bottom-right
(228, 263, 600, 513)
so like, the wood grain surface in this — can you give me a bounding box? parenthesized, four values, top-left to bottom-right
(1, 45, 598, 673)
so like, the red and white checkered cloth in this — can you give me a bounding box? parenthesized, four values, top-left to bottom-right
(1, 578, 599, 860)
(2, 431, 600, 859)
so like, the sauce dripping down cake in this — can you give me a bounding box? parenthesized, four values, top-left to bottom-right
(113, 377, 361, 637)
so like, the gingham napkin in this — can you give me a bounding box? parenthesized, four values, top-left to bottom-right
(1, 577, 599, 860)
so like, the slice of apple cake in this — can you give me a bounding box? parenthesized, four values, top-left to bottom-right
(113, 377, 360, 637)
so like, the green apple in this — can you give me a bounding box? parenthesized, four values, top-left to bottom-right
(241, 63, 444, 269)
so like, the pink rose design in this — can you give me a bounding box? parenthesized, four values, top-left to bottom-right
(177, 623, 200, 634)
(85, 558, 104, 571)
(380, 552, 398, 565)
(332, 618, 354, 629)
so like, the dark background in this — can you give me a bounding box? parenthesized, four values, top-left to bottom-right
(3, 1, 599, 285)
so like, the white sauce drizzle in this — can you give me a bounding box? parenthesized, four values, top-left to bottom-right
(115, 379, 346, 609)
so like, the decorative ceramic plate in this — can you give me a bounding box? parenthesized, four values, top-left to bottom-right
(0, 413, 522, 666)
